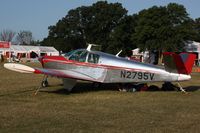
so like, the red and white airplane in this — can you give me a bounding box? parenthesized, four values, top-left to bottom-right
(4, 45, 196, 93)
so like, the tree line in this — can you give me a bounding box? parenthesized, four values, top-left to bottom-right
(41, 1, 200, 57)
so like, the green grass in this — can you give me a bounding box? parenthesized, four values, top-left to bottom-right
(0, 63, 200, 133)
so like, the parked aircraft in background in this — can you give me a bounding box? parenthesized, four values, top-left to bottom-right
(4, 44, 196, 93)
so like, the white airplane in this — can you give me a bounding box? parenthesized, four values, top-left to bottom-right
(4, 44, 196, 93)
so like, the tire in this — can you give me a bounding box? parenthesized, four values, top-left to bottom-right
(41, 80, 48, 87)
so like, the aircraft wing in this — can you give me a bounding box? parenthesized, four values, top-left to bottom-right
(3, 63, 98, 81)
(4, 63, 74, 78)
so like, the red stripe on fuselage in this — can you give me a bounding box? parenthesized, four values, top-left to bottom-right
(42, 56, 160, 73)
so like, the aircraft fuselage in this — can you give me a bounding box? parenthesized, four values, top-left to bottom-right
(41, 49, 190, 83)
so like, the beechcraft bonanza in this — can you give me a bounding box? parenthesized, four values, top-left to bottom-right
(4, 44, 196, 94)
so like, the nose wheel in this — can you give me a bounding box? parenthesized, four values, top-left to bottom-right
(41, 79, 48, 87)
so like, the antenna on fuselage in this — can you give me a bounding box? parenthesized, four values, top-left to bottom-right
(86, 43, 101, 51)
(116, 50, 122, 57)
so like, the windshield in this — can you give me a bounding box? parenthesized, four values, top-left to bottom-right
(64, 50, 76, 58)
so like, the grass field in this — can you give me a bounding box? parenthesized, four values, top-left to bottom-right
(0, 63, 199, 133)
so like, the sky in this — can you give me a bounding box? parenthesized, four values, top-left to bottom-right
(1, 0, 200, 41)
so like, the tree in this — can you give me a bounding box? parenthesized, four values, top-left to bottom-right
(132, 3, 196, 64)
(16, 31, 33, 45)
(108, 15, 137, 55)
(0, 29, 16, 42)
(193, 18, 200, 42)
(42, 1, 128, 53)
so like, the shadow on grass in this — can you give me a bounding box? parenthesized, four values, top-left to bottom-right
(184, 86, 200, 92)
(43, 82, 119, 95)
(73, 82, 119, 93)
(42, 82, 200, 95)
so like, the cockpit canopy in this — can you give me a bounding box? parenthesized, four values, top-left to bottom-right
(64, 49, 100, 64)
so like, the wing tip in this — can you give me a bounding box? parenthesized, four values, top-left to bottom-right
(4, 63, 35, 73)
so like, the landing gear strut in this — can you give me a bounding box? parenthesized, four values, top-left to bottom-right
(34, 75, 48, 95)
(177, 82, 187, 94)
(162, 82, 187, 94)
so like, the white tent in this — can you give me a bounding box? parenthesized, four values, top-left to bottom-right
(32, 46, 59, 56)
(1, 45, 59, 59)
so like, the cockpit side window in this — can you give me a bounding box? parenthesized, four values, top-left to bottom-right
(78, 51, 88, 62)
(88, 53, 99, 64)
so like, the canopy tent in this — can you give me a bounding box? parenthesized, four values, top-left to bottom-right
(32, 46, 59, 56)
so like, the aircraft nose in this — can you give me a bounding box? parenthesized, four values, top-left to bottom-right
(178, 74, 191, 81)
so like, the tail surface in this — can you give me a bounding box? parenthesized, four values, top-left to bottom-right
(163, 52, 196, 75)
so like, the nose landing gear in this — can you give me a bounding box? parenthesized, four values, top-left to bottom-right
(34, 75, 48, 95)
(41, 78, 49, 87)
